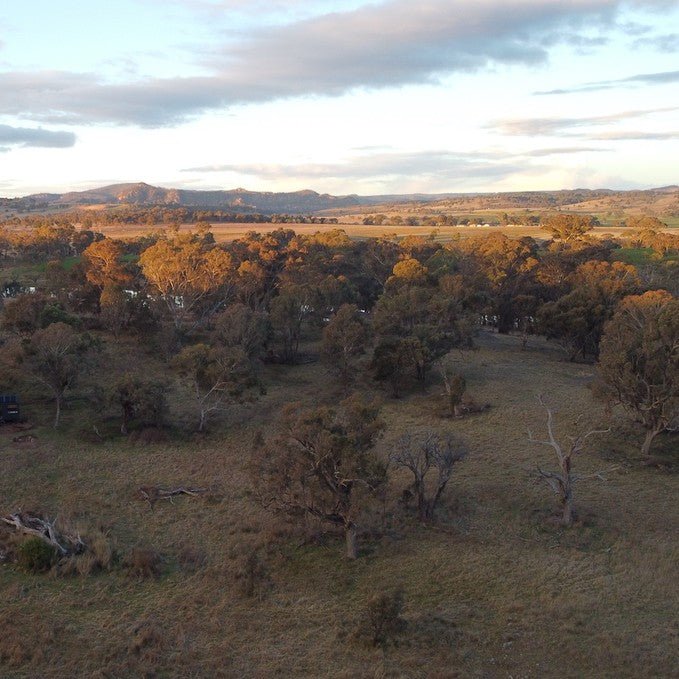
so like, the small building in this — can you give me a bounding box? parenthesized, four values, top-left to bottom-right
(0, 395, 20, 423)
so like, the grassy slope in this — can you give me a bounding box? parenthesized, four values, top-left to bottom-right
(1, 332, 677, 678)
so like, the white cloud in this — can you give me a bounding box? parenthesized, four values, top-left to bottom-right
(490, 107, 678, 136)
(1, 0, 672, 127)
(534, 68, 679, 94)
(0, 123, 76, 148)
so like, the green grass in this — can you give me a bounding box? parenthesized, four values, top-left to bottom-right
(612, 247, 657, 265)
(0, 262, 43, 285)
(60, 256, 81, 271)
(613, 247, 679, 265)
(0, 331, 677, 677)
(661, 215, 679, 229)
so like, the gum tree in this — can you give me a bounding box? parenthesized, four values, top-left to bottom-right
(253, 394, 385, 559)
(598, 290, 679, 458)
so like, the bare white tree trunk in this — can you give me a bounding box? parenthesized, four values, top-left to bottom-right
(529, 396, 611, 528)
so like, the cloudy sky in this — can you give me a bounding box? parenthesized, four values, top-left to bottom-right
(0, 0, 678, 197)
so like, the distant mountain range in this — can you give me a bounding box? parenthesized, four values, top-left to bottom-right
(5, 183, 366, 213)
(2, 182, 678, 216)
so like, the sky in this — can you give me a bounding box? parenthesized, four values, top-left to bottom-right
(0, 0, 678, 198)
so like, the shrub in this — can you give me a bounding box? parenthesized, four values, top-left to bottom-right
(235, 548, 272, 598)
(176, 545, 207, 573)
(60, 530, 115, 577)
(0, 526, 19, 565)
(127, 619, 166, 662)
(17, 537, 57, 573)
(123, 547, 162, 578)
(114, 374, 168, 435)
(128, 427, 168, 445)
(355, 588, 406, 647)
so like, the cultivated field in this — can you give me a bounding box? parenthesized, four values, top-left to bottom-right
(1, 330, 677, 677)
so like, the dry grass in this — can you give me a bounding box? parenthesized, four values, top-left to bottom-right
(0, 331, 677, 677)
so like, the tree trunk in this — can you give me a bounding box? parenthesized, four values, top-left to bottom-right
(497, 305, 514, 334)
(561, 495, 574, 526)
(417, 496, 427, 522)
(53, 394, 62, 429)
(198, 409, 206, 432)
(641, 428, 660, 459)
(420, 500, 435, 523)
(345, 523, 358, 560)
(390, 379, 400, 399)
(560, 459, 574, 526)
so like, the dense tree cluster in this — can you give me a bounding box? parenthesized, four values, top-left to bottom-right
(0, 207, 338, 237)
(0, 216, 676, 476)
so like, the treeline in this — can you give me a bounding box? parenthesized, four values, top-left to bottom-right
(0, 207, 340, 232)
(1, 216, 677, 450)
(362, 212, 542, 226)
(363, 211, 671, 229)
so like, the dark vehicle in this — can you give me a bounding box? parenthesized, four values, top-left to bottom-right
(0, 395, 20, 423)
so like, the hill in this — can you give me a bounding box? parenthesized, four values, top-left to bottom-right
(2, 183, 364, 214)
(1, 183, 677, 218)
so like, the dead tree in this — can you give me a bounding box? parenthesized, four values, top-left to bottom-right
(390, 432, 467, 522)
(527, 396, 612, 526)
(138, 485, 207, 509)
(2, 511, 85, 556)
(436, 361, 466, 417)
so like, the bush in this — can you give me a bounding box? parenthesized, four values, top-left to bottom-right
(17, 537, 57, 573)
(114, 374, 168, 435)
(128, 427, 168, 445)
(127, 619, 166, 661)
(354, 588, 406, 647)
(235, 548, 272, 598)
(176, 545, 207, 573)
(0, 527, 19, 565)
(57, 530, 116, 577)
(123, 547, 162, 579)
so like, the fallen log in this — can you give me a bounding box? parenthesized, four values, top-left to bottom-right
(13, 434, 37, 443)
(138, 485, 207, 508)
(1, 511, 85, 556)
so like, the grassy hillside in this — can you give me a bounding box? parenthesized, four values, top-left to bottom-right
(1, 331, 677, 678)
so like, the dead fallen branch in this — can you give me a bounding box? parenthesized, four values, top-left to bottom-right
(1, 511, 85, 556)
(138, 485, 207, 508)
(12, 434, 37, 443)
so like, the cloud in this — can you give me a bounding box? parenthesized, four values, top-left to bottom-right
(0, 0, 671, 127)
(623, 69, 679, 84)
(632, 32, 679, 51)
(0, 124, 76, 148)
(182, 146, 607, 187)
(535, 68, 679, 94)
(589, 130, 679, 140)
(490, 107, 677, 136)
(181, 150, 547, 186)
(523, 146, 609, 156)
(182, 0, 362, 14)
